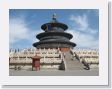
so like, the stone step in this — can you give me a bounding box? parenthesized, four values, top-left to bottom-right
(64, 51, 85, 70)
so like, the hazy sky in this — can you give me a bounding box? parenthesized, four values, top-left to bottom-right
(9, 9, 99, 49)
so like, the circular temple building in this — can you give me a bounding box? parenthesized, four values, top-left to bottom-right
(33, 14, 76, 52)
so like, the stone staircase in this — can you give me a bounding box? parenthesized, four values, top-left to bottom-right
(64, 51, 85, 70)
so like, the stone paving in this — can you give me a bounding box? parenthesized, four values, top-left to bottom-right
(9, 69, 99, 76)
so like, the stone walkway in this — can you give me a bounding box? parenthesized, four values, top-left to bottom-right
(9, 69, 99, 76)
(64, 51, 85, 70)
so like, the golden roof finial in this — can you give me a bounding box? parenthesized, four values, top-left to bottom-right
(53, 13, 57, 19)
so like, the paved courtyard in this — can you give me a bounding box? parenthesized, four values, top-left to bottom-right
(9, 69, 99, 76)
